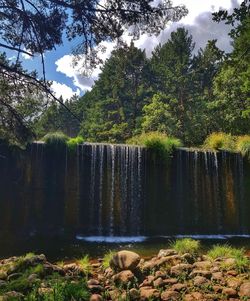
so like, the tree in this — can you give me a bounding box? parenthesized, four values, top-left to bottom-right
(0, 0, 188, 144)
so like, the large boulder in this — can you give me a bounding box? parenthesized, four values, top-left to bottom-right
(110, 250, 140, 271)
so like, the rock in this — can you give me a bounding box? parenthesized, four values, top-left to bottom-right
(0, 271, 7, 280)
(161, 290, 180, 300)
(226, 278, 242, 289)
(163, 278, 178, 285)
(222, 287, 237, 297)
(129, 288, 140, 300)
(239, 282, 250, 298)
(112, 270, 135, 285)
(87, 279, 100, 286)
(27, 273, 38, 283)
(212, 285, 223, 293)
(226, 270, 238, 276)
(139, 286, 160, 300)
(223, 258, 236, 266)
(140, 275, 154, 287)
(63, 263, 83, 275)
(171, 263, 192, 276)
(181, 253, 194, 263)
(104, 267, 114, 278)
(190, 269, 211, 278)
(184, 292, 203, 301)
(211, 272, 224, 282)
(193, 261, 212, 270)
(155, 270, 166, 278)
(88, 285, 104, 294)
(38, 287, 54, 295)
(171, 283, 187, 291)
(158, 249, 177, 257)
(4, 291, 24, 299)
(153, 277, 164, 288)
(90, 294, 103, 301)
(193, 276, 208, 286)
(43, 262, 65, 276)
(110, 250, 140, 271)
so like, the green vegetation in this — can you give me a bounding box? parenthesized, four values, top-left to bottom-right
(236, 135, 250, 159)
(77, 255, 92, 275)
(66, 136, 84, 151)
(127, 132, 182, 160)
(170, 238, 200, 255)
(102, 251, 115, 270)
(43, 132, 69, 148)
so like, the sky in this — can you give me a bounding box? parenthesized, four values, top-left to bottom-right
(14, 0, 242, 100)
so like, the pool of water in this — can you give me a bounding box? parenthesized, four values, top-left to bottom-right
(1, 235, 250, 262)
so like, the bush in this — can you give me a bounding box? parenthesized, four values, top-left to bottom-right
(43, 132, 69, 148)
(170, 238, 200, 255)
(236, 135, 250, 159)
(127, 131, 182, 160)
(66, 136, 84, 151)
(203, 132, 236, 151)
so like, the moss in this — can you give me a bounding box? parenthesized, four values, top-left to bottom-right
(127, 131, 182, 160)
(170, 238, 200, 255)
(203, 132, 236, 151)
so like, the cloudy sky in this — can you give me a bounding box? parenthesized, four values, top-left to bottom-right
(19, 0, 241, 100)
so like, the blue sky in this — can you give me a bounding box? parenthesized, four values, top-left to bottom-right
(7, 0, 241, 100)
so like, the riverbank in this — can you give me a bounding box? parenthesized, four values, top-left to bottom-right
(0, 239, 249, 300)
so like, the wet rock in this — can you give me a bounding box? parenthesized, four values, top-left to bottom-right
(193, 276, 208, 286)
(222, 287, 237, 297)
(239, 282, 250, 298)
(171, 263, 192, 276)
(129, 288, 140, 300)
(112, 270, 135, 285)
(139, 286, 160, 300)
(110, 250, 140, 271)
(158, 249, 177, 257)
(161, 290, 180, 300)
(90, 294, 103, 301)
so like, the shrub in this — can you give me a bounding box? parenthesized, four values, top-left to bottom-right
(66, 136, 84, 151)
(127, 131, 182, 160)
(102, 251, 115, 270)
(43, 132, 69, 148)
(236, 135, 250, 159)
(203, 132, 236, 151)
(170, 238, 200, 255)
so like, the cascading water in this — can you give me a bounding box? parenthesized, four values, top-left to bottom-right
(0, 142, 249, 240)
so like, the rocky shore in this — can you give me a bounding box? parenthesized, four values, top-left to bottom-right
(0, 246, 250, 300)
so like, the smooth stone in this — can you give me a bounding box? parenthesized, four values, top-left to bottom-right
(90, 294, 103, 301)
(110, 250, 140, 271)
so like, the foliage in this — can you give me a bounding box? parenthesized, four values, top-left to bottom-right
(127, 131, 182, 159)
(102, 251, 115, 270)
(203, 132, 236, 151)
(43, 132, 69, 148)
(236, 135, 250, 159)
(67, 136, 84, 152)
(170, 238, 200, 255)
(77, 255, 92, 275)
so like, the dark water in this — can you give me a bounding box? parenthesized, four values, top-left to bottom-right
(0, 142, 250, 259)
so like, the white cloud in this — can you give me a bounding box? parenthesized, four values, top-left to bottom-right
(51, 81, 80, 100)
(55, 0, 242, 92)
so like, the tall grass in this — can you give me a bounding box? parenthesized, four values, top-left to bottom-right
(43, 132, 69, 148)
(170, 238, 200, 255)
(127, 131, 182, 160)
(203, 132, 236, 151)
(236, 135, 250, 159)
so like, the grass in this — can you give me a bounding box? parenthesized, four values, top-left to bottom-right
(77, 255, 92, 275)
(203, 132, 236, 151)
(207, 244, 249, 273)
(102, 250, 115, 269)
(43, 132, 69, 148)
(236, 135, 250, 159)
(66, 136, 84, 151)
(127, 131, 182, 160)
(170, 238, 200, 255)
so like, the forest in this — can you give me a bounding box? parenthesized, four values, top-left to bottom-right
(1, 6, 249, 148)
